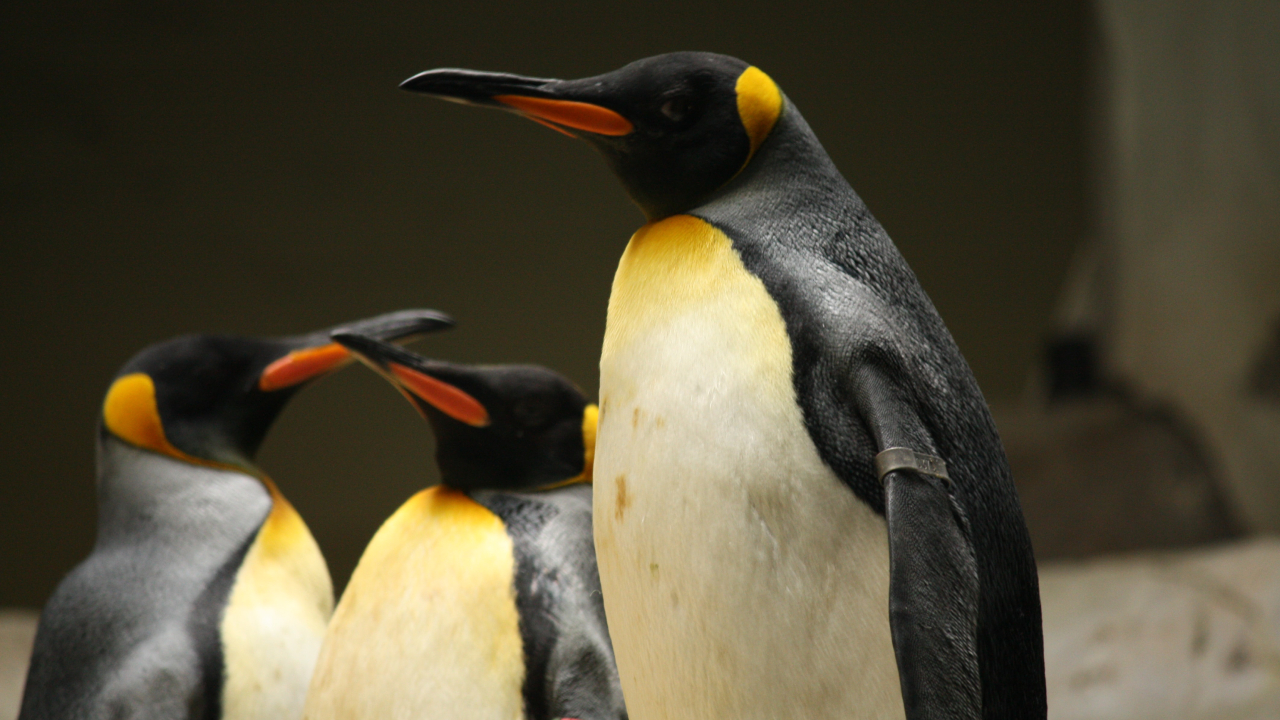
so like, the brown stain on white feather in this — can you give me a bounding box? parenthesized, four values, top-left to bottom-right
(614, 474, 630, 522)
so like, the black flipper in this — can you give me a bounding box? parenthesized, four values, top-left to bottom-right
(885, 469, 981, 719)
(851, 363, 982, 720)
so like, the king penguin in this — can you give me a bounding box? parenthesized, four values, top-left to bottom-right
(19, 309, 453, 720)
(302, 332, 625, 720)
(400, 53, 1046, 720)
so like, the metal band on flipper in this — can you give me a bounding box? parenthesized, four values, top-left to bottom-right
(875, 447, 951, 485)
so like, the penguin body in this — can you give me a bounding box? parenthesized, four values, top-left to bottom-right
(19, 311, 452, 720)
(304, 485, 616, 720)
(685, 102, 1041, 720)
(403, 53, 1045, 720)
(304, 485, 525, 720)
(304, 334, 623, 720)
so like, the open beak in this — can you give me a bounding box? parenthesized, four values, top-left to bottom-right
(400, 68, 633, 138)
(258, 309, 454, 392)
(331, 331, 491, 428)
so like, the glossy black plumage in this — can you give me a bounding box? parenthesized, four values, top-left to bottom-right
(116, 309, 454, 469)
(403, 53, 753, 220)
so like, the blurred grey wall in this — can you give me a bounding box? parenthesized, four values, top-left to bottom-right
(0, 1, 1086, 606)
(1088, 0, 1280, 532)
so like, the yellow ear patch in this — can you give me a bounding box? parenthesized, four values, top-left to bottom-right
(102, 373, 186, 460)
(580, 404, 599, 483)
(735, 66, 783, 167)
(102, 373, 224, 468)
(537, 403, 599, 491)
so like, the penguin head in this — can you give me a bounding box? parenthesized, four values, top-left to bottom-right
(331, 332, 597, 492)
(101, 309, 454, 473)
(401, 52, 784, 220)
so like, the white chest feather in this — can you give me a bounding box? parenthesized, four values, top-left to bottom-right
(221, 486, 334, 720)
(302, 487, 525, 720)
(595, 215, 904, 720)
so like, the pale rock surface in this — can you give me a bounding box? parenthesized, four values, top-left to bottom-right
(0, 610, 36, 720)
(1068, 0, 1280, 533)
(1042, 539, 1280, 720)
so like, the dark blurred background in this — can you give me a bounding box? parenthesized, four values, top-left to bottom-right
(3, 0, 1092, 606)
(9, 4, 1280, 718)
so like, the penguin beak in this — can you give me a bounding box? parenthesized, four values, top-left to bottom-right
(258, 309, 454, 392)
(401, 68, 633, 138)
(257, 343, 352, 392)
(330, 331, 491, 428)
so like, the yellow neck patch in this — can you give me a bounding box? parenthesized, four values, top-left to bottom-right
(219, 477, 333, 719)
(735, 66, 783, 167)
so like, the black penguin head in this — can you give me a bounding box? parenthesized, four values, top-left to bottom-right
(332, 332, 597, 492)
(401, 52, 785, 220)
(101, 309, 453, 473)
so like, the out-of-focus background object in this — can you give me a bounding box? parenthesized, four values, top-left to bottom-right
(1012, 1, 1280, 715)
(1086, 0, 1280, 537)
(3, 0, 1278, 718)
(1005, 0, 1280, 562)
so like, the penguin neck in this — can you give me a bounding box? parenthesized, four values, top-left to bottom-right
(697, 99, 853, 220)
(688, 99, 919, 297)
(94, 434, 272, 549)
(436, 475, 519, 494)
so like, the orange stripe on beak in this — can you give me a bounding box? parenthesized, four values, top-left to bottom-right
(495, 95, 633, 136)
(258, 343, 351, 391)
(389, 363, 491, 427)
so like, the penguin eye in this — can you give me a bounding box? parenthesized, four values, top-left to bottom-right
(659, 96, 695, 124)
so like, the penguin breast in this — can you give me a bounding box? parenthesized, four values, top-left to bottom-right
(220, 491, 333, 720)
(302, 487, 525, 720)
(595, 215, 904, 720)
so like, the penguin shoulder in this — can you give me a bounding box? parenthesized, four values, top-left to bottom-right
(95, 438, 273, 552)
(471, 485, 626, 720)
